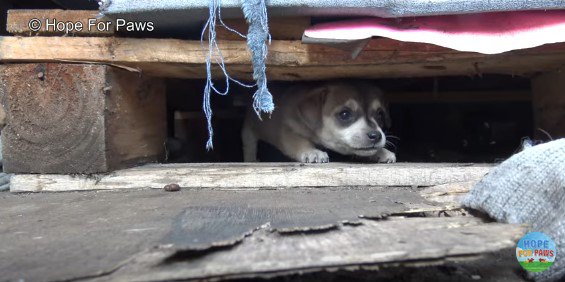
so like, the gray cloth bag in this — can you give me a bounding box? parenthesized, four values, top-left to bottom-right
(462, 139, 565, 282)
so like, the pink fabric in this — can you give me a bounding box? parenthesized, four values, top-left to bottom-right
(304, 11, 565, 54)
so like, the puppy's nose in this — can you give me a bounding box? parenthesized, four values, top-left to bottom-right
(367, 131, 382, 142)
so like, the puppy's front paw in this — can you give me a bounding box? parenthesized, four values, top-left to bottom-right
(371, 148, 396, 163)
(298, 149, 329, 163)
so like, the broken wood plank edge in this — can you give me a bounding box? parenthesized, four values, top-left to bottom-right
(158, 254, 487, 282)
(99, 218, 524, 281)
(54, 60, 142, 73)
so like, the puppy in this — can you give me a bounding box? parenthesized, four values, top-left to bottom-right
(242, 81, 396, 163)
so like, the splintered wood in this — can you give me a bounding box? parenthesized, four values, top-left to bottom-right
(106, 217, 524, 281)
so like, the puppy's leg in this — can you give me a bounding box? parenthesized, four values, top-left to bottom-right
(241, 119, 258, 162)
(280, 128, 329, 163)
(370, 148, 397, 163)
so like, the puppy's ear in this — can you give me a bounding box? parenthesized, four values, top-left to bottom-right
(298, 86, 329, 131)
(375, 89, 392, 129)
(383, 107, 392, 128)
(369, 86, 392, 129)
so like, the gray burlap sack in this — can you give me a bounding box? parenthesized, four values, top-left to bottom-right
(462, 139, 565, 282)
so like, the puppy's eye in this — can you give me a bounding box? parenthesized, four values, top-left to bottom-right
(338, 108, 353, 121)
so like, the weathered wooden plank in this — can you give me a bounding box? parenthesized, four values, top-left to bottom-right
(7, 10, 307, 39)
(10, 163, 492, 192)
(99, 217, 525, 281)
(104, 68, 167, 169)
(531, 71, 565, 139)
(1, 36, 565, 80)
(0, 36, 463, 65)
(7, 10, 114, 36)
(420, 180, 477, 209)
(0, 188, 525, 282)
(0, 63, 166, 173)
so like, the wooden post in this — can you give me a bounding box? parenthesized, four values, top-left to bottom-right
(531, 71, 565, 139)
(0, 63, 167, 174)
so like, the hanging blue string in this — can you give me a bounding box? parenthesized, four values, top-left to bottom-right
(242, 0, 274, 117)
(201, 0, 273, 150)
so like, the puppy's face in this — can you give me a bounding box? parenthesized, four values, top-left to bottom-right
(299, 82, 390, 157)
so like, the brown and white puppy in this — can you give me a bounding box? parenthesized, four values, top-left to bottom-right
(242, 81, 396, 163)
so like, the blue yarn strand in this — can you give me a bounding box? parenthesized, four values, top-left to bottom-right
(201, 0, 273, 150)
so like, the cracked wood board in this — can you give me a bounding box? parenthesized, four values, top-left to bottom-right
(0, 187, 430, 281)
(0, 187, 522, 281)
(2, 36, 565, 80)
(92, 217, 525, 282)
(1, 185, 482, 281)
(10, 162, 491, 192)
(0, 187, 524, 281)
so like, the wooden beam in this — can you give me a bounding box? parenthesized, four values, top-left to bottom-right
(0, 63, 167, 174)
(7, 10, 308, 39)
(531, 71, 565, 139)
(9, 162, 492, 192)
(6, 10, 114, 36)
(1, 36, 565, 80)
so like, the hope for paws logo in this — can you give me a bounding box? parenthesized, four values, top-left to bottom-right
(516, 232, 557, 272)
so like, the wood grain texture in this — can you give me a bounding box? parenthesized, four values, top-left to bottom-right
(105, 68, 167, 169)
(7, 9, 114, 36)
(1, 36, 565, 80)
(10, 162, 492, 192)
(0, 63, 107, 173)
(531, 71, 565, 139)
(7, 10, 306, 39)
(0, 188, 525, 282)
(101, 217, 525, 282)
(0, 63, 166, 173)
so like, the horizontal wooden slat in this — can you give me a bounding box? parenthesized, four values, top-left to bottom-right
(0, 37, 565, 80)
(2, 36, 565, 80)
(10, 162, 492, 192)
(7, 10, 309, 39)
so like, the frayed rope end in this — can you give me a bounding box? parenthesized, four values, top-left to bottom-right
(203, 0, 273, 150)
